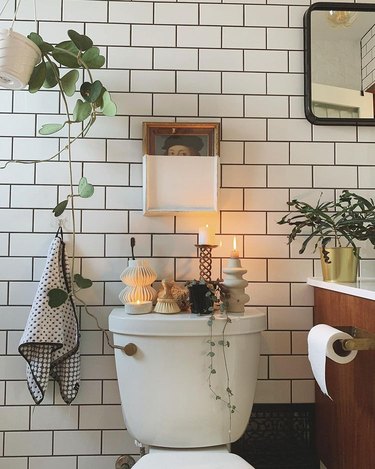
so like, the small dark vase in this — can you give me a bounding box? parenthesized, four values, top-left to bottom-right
(188, 284, 213, 315)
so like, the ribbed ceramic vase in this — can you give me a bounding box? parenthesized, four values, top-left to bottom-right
(119, 260, 157, 304)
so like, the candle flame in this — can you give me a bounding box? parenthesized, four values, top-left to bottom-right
(136, 300, 140, 304)
(233, 236, 237, 251)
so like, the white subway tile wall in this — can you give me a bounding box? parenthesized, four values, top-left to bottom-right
(1, 0, 374, 464)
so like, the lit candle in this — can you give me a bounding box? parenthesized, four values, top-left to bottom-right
(125, 300, 153, 315)
(230, 236, 240, 258)
(198, 224, 215, 245)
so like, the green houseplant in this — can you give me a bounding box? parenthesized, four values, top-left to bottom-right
(277, 190, 375, 282)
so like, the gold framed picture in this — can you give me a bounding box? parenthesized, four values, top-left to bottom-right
(142, 122, 220, 156)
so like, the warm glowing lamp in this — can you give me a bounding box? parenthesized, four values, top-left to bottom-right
(119, 260, 156, 314)
(327, 10, 357, 28)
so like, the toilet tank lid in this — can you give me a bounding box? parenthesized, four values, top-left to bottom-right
(132, 452, 255, 468)
(109, 308, 266, 336)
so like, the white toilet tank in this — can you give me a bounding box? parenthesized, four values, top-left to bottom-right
(109, 308, 266, 449)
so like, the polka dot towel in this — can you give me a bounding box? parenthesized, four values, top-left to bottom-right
(18, 229, 80, 404)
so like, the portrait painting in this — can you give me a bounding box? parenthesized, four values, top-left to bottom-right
(142, 122, 220, 156)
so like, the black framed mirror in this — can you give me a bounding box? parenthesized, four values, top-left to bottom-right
(304, 2, 375, 125)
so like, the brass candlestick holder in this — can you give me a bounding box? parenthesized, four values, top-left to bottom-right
(195, 244, 218, 281)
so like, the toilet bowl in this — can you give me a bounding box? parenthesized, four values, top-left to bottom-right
(133, 450, 255, 468)
(109, 309, 266, 468)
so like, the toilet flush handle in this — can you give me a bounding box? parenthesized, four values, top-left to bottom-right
(123, 343, 137, 356)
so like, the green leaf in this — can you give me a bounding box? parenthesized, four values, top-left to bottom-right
(81, 47, 105, 69)
(73, 99, 92, 122)
(68, 30, 93, 51)
(39, 41, 54, 54)
(53, 199, 68, 217)
(28, 32, 43, 47)
(78, 177, 94, 198)
(61, 70, 79, 96)
(74, 273, 93, 289)
(207, 351, 215, 357)
(99, 90, 117, 117)
(43, 61, 59, 88)
(80, 80, 103, 103)
(53, 40, 80, 68)
(48, 288, 68, 308)
(39, 123, 65, 135)
(28, 61, 46, 93)
(27, 32, 53, 53)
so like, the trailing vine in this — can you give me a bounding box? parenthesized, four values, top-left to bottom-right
(205, 281, 236, 438)
(207, 314, 236, 409)
(1, 29, 118, 348)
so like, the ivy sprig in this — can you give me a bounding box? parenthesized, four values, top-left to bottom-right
(207, 313, 236, 416)
(27, 29, 116, 138)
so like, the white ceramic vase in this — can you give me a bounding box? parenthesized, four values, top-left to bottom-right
(0, 29, 41, 89)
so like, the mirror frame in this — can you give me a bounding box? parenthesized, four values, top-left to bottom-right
(304, 2, 375, 126)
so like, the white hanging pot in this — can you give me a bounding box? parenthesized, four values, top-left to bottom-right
(0, 29, 41, 89)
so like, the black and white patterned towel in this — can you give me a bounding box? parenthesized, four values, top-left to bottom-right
(19, 228, 80, 404)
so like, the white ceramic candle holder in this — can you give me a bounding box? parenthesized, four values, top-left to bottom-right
(223, 257, 250, 313)
(125, 301, 153, 315)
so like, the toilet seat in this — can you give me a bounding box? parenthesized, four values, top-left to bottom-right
(132, 451, 255, 468)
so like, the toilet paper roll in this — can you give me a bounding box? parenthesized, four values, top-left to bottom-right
(308, 324, 358, 399)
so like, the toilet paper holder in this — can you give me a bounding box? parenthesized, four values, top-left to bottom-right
(334, 326, 375, 353)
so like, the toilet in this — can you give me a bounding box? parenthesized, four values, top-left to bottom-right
(109, 309, 266, 468)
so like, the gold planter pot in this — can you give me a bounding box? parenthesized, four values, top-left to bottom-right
(320, 247, 359, 283)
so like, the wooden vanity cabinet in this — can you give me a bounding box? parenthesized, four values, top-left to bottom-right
(313, 287, 375, 469)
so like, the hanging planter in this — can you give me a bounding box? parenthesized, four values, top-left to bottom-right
(0, 28, 41, 89)
(0, 0, 41, 89)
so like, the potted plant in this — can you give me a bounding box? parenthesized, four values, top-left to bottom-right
(186, 278, 229, 315)
(277, 190, 375, 282)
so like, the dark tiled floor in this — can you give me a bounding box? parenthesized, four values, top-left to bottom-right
(232, 404, 319, 469)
